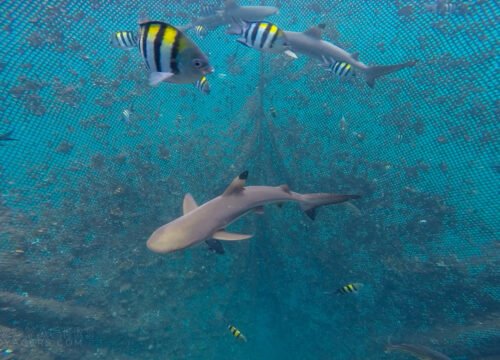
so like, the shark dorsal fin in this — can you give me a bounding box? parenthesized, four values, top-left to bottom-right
(213, 230, 253, 241)
(304, 23, 325, 40)
(224, 0, 239, 10)
(223, 171, 248, 196)
(183, 193, 198, 215)
(279, 184, 291, 194)
(351, 52, 360, 61)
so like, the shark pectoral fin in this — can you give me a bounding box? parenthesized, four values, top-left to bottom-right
(351, 52, 360, 61)
(236, 38, 250, 47)
(183, 193, 199, 214)
(284, 50, 298, 59)
(149, 72, 174, 86)
(222, 171, 248, 196)
(212, 231, 253, 241)
(254, 206, 264, 215)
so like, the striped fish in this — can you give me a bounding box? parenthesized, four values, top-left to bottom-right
(321, 57, 356, 79)
(110, 31, 138, 50)
(228, 325, 247, 342)
(194, 76, 210, 94)
(138, 21, 213, 86)
(336, 283, 363, 295)
(227, 21, 297, 59)
(194, 25, 209, 39)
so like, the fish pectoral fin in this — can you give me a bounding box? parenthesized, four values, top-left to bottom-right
(284, 50, 298, 59)
(212, 230, 253, 241)
(222, 171, 248, 196)
(183, 193, 199, 214)
(149, 72, 174, 86)
(254, 206, 264, 215)
(279, 184, 291, 194)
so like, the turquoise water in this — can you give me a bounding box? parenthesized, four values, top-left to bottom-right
(0, 1, 498, 359)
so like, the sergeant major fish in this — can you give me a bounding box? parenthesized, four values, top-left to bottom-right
(336, 283, 363, 295)
(146, 170, 360, 254)
(321, 56, 356, 79)
(284, 24, 417, 88)
(227, 21, 297, 59)
(228, 325, 247, 342)
(110, 31, 138, 50)
(138, 21, 213, 86)
(194, 76, 210, 94)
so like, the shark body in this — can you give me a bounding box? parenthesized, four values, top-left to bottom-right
(147, 171, 359, 254)
(181, 0, 279, 32)
(284, 25, 417, 88)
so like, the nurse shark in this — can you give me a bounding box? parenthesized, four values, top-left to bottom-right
(147, 171, 360, 254)
(284, 24, 417, 88)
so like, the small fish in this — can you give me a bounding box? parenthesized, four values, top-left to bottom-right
(122, 108, 133, 123)
(336, 283, 363, 295)
(0, 130, 17, 146)
(194, 76, 211, 94)
(0, 348, 14, 360)
(138, 21, 213, 86)
(227, 20, 297, 59)
(110, 31, 138, 50)
(199, 3, 219, 17)
(270, 106, 277, 118)
(228, 325, 247, 342)
(321, 57, 356, 79)
(194, 25, 209, 39)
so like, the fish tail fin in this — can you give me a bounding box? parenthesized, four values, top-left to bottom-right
(299, 193, 361, 220)
(364, 60, 417, 88)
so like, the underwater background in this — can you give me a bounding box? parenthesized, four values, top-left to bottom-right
(0, 0, 498, 359)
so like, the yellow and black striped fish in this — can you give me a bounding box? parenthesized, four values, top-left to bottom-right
(138, 21, 213, 86)
(110, 31, 138, 50)
(321, 57, 356, 79)
(194, 25, 209, 39)
(228, 325, 247, 342)
(336, 282, 363, 295)
(227, 21, 297, 59)
(194, 76, 210, 94)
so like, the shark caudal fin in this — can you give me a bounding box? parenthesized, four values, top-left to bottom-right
(299, 193, 361, 220)
(365, 60, 417, 88)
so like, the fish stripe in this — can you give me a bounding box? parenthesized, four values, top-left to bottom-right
(260, 23, 272, 48)
(140, 23, 151, 70)
(250, 22, 259, 46)
(169, 30, 181, 74)
(268, 28, 279, 49)
(154, 24, 167, 73)
(348, 284, 355, 292)
(244, 24, 252, 43)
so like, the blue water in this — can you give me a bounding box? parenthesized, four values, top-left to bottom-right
(0, 1, 498, 359)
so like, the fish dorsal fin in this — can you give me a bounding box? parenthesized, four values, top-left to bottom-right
(213, 230, 253, 241)
(351, 52, 359, 61)
(304, 23, 325, 40)
(183, 193, 198, 215)
(222, 171, 248, 196)
(224, 0, 239, 10)
(279, 184, 291, 194)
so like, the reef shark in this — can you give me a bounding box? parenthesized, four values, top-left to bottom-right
(283, 24, 417, 88)
(147, 171, 360, 254)
(180, 0, 279, 32)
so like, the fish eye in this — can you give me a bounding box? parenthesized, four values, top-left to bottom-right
(192, 59, 203, 68)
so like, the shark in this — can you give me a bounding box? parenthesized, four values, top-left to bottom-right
(180, 0, 279, 32)
(283, 24, 417, 88)
(147, 171, 360, 254)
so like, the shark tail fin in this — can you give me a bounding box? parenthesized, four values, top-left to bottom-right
(364, 60, 417, 88)
(299, 193, 361, 220)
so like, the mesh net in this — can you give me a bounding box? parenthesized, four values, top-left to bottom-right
(0, 0, 498, 359)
